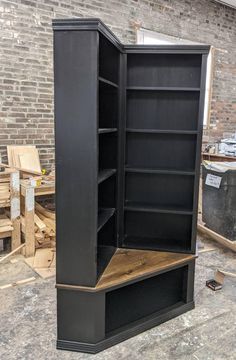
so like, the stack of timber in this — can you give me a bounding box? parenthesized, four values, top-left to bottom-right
(21, 201, 55, 250)
(0, 181, 10, 208)
(0, 214, 13, 238)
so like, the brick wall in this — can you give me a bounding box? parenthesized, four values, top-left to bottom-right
(0, 0, 236, 167)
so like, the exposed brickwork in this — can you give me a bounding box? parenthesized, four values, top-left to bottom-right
(0, 0, 236, 167)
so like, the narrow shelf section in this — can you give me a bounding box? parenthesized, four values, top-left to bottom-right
(126, 129, 198, 135)
(98, 169, 116, 184)
(99, 128, 117, 134)
(97, 208, 115, 232)
(126, 86, 200, 92)
(124, 202, 193, 215)
(125, 167, 195, 176)
(99, 76, 118, 88)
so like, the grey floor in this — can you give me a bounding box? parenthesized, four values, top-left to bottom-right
(0, 235, 236, 360)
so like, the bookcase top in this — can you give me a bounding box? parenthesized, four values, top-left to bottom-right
(52, 18, 210, 54)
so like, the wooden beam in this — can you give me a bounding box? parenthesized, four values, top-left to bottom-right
(24, 186, 35, 257)
(10, 170, 21, 251)
(0, 276, 36, 290)
(197, 223, 236, 252)
(0, 243, 25, 263)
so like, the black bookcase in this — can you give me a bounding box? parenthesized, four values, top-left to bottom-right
(53, 18, 209, 354)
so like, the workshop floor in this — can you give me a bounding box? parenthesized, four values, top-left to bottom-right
(0, 235, 236, 360)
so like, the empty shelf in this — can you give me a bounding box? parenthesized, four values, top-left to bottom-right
(126, 129, 198, 135)
(97, 208, 115, 232)
(98, 169, 116, 184)
(124, 202, 193, 215)
(126, 86, 200, 91)
(99, 128, 118, 134)
(99, 76, 118, 88)
(57, 248, 196, 292)
(123, 237, 191, 253)
(125, 167, 195, 176)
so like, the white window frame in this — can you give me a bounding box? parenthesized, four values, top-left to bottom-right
(137, 28, 213, 129)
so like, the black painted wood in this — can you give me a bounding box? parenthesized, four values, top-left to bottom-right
(53, 18, 209, 354)
(54, 29, 99, 287)
(57, 259, 195, 354)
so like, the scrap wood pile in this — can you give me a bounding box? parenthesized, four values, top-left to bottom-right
(21, 202, 56, 249)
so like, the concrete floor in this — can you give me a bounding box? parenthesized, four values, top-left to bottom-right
(0, 236, 236, 360)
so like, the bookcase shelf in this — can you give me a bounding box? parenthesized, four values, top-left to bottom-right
(125, 167, 195, 176)
(98, 208, 115, 232)
(126, 86, 200, 91)
(99, 76, 118, 88)
(99, 128, 117, 134)
(126, 128, 198, 135)
(98, 169, 116, 184)
(53, 18, 209, 354)
(124, 202, 193, 215)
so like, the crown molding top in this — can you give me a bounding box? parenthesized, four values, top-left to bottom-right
(52, 18, 122, 51)
(52, 18, 210, 54)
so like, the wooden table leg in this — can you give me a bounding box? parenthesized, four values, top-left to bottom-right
(22, 185, 35, 257)
(10, 170, 21, 251)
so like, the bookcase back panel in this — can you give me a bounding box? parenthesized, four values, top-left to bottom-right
(99, 33, 119, 84)
(126, 133, 197, 171)
(127, 54, 202, 88)
(106, 266, 187, 333)
(124, 211, 192, 251)
(99, 133, 118, 169)
(99, 84, 118, 128)
(125, 173, 194, 210)
(98, 176, 116, 208)
(127, 91, 199, 131)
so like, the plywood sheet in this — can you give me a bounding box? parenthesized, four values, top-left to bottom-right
(7, 146, 41, 173)
(33, 248, 55, 268)
(19, 151, 41, 173)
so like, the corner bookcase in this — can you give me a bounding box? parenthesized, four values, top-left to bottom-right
(53, 18, 209, 354)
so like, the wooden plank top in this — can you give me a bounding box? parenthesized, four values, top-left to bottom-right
(202, 153, 236, 162)
(21, 180, 55, 196)
(57, 248, 196, 292)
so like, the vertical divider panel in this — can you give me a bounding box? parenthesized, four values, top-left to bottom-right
(97, 33, 121, 278)
(117, 53, 127, 247)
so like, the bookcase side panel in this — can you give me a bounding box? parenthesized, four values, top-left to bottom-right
(191, 54, 208, 252)
(54, 30, 99, 286)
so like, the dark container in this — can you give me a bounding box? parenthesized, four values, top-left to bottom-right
(202, 165, 236, 240)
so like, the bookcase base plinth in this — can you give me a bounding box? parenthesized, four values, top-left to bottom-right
(57, 254, 195, 354)
(57, 301, 194, 354)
